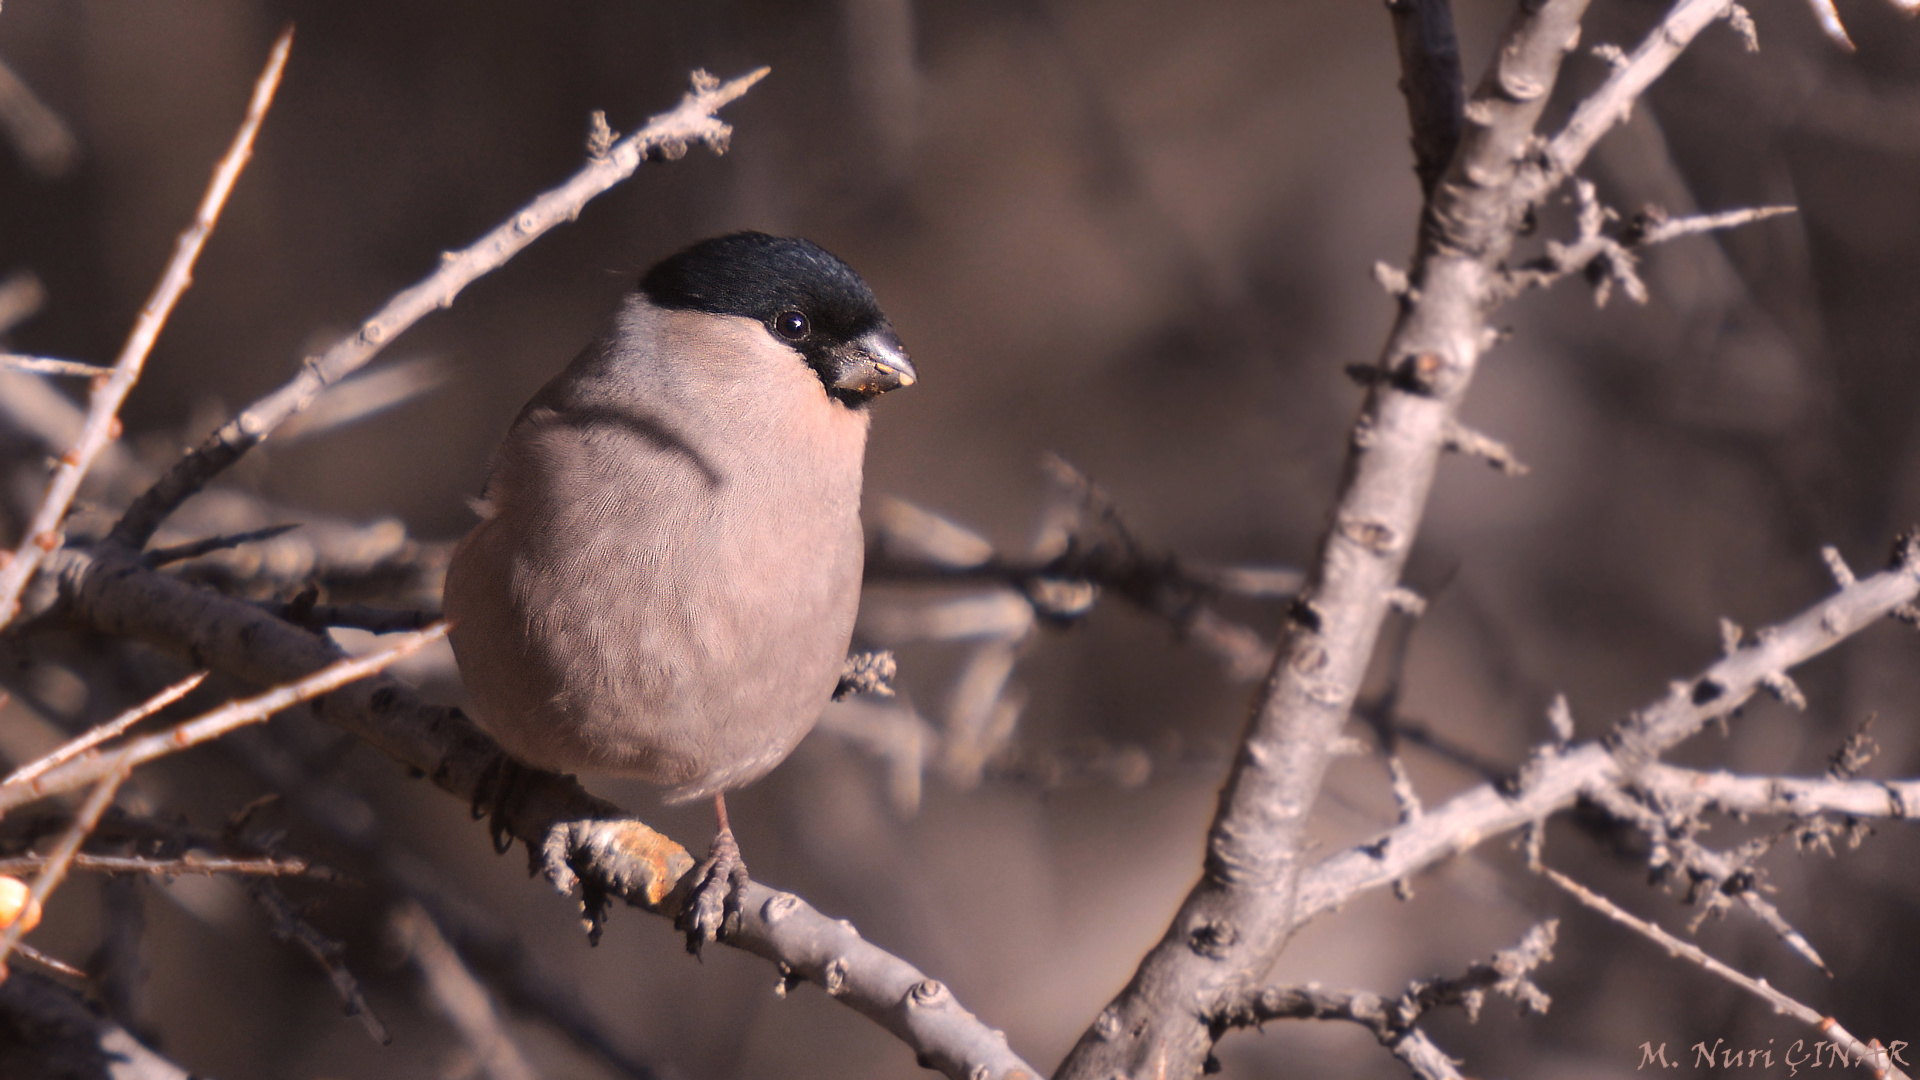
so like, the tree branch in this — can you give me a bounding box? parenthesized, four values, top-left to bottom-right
(1637, 763, 1920, 821)
(107, 66, 768, 551)
(1542, 867, 1910, 1080)
(43, 543, 1042, 1080)
(1215, 921, 1554, 1080)
(1529, 0, 1743, 199)
(0, 29, 291, 628)
(1293, 549, 1920, 924)
(1055, 0, 1593, 1074)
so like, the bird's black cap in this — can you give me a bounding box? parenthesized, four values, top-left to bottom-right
(642, 232, 882, 342)
(641, 232, 913, 404)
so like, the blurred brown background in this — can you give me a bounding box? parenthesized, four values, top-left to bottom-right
(2, 0, 1919, 1076)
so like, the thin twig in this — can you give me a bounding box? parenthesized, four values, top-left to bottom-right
(0, 355, 113, 379)
(0, 623, 448, 814)
(1583, 782, 1829, 973)
(2, 671, 208, 787)
(1533, 0, 1738, 194)
(108, 66, 769, 551)
(1542, 867, 1910, 1080)
(1631, 204, 1797, 245)
(1638, 762, 1920, 820)
(1440, 419, 1530, 475)
(0, 29, 293, 629)
(144, 524, 302, 568)
(1219, 986, 1466, 1080)
(215, 724, 663, 1080)
(248, 876, 390, 1044)
(9, 942, 85, 978)
(0, 853, 321, 878)
(1217, 922, 1553, 1079)
(0, 760, 131, 977)
(1505, 196, 1797, 299)
(1293, 552, 1920, 923)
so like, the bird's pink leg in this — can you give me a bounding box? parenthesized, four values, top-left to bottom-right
(678, 792, 751, 953)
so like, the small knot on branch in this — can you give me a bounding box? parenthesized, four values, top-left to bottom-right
(585, 110, 616, 158)
(834, 650, 898, 700)
(1441, 420, 1531, 475)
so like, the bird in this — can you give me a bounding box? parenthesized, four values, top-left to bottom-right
(442, 231, 915, 945)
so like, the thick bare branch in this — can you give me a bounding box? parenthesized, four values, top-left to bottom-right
(1055, 1, 1594, 1074)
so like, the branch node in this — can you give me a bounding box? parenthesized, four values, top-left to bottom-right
(834, 650, 898, 700)
(585, 109, 616, 158)
(1820, 545, 1856, 588)
(822, 956, 851, 996)
(1760, 672, 1807, 711)
(1545, 693, 1575, 744)
(762, 891, 800, 923)
(1718, 617, 1745, 655)
(1337, 517, 1404, 556)
(1344, 363, 1387, 389)
(1828, 714, 1879, 781)
(1441, 420, 1531, 475)
(1723, 3, 1760, 49)
(1388, 351, 1452, 395)
(908, 979, 953, 1009)
(1386, 586, 1428, 616)
(1371, 261, 1415, 299)
(773, 962, 803, 998)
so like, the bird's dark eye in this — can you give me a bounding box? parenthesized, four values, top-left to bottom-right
(775, 310, 810, 340)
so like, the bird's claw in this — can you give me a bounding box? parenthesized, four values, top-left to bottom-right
(678, 826, 750, 955)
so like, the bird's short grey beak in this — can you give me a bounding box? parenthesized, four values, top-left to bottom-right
(830, 327, 917, 396)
